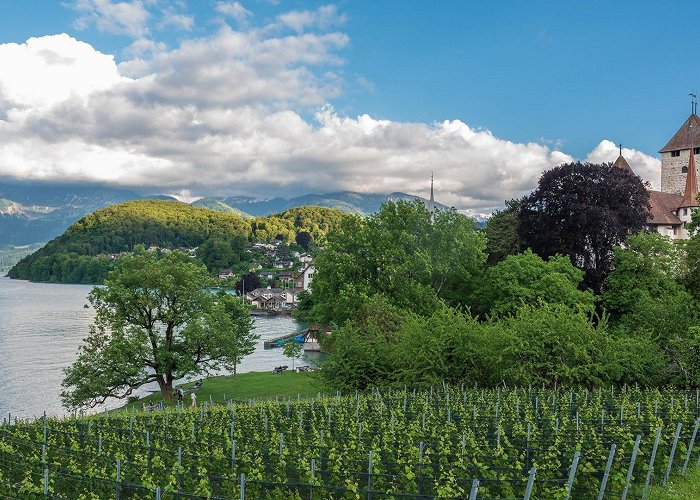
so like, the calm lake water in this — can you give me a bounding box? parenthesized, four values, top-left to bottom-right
(0, 276, 307, 419)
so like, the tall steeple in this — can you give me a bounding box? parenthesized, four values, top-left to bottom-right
(681, 126, 699, 207)
(428, 172, 435, 214)
(612, 143, 634, 174)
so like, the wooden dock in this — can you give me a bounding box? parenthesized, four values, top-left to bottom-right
(263, 332, 300, 349)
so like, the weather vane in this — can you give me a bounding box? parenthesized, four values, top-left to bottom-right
(691, 92, 697, 114)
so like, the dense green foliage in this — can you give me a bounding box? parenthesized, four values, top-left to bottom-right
(8, 200, 348, 283)
(61, 253, 254, 408)
(474, 250, 595, 318)
(519, 162, 650, 293)
(483, 198, 521, 265)
(322, 302, 611, 391)
(303, 188, 700, 392)
(305, 201, 485, 325)
(251, 206, 347, 245)
(3, 386, 700, 498)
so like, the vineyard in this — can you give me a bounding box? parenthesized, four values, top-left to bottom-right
(1, 385, 700, 499)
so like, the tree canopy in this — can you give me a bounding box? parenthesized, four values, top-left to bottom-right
(61, 252, 254, 409)
(518, 162, 650, 293)
(475, 249, 595, 318)
(9, 200, 349, 283)
(483, 198, 521, 265)
(305, 200, 486, 324)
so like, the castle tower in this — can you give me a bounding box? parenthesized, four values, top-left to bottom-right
(659, 112, 700, 194)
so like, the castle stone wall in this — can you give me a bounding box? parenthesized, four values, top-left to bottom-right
(661, 149, 700, 194)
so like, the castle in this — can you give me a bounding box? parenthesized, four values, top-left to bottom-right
(624, 110, 700, 240)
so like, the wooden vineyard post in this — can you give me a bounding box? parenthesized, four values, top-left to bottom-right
(116, 459, 121, 500)
(682, 418, 700, 476)
(178, 446, 182, 491)
(642, 426, 662, 500)
(621, 435, 641, 500)
(564, 450, 580, 500)
(596, 443, 616, 500)
(468, 478, 479, 500)
(523, 467, 536, 500)
(367, 450, 373, 500)
(663, 422, 682, 486)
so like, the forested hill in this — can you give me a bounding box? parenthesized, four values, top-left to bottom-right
(7, 200, 348, 283)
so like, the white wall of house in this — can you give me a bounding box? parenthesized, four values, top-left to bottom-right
(303, 266, 315, 291)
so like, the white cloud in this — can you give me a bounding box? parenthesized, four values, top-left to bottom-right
(0, 34, 127, 110)
(215, 1, 252, 24)
(276, 5, 346, 33)
(70, 0, 150, 38)
(0, 20, 662, 215)
(158, 10, 194, 31)
(123, 38, 167, 59)
(585, 139, 660, 189)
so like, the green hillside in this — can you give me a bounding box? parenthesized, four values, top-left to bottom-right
(190, 197, 251, 218)
(7, 200, 348, 283)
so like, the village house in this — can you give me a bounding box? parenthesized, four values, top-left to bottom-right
(218, 269, 235, 280)
(246, 287, 298, 310)
(294, 265, 315, 291)
(258, 270, 276, 280)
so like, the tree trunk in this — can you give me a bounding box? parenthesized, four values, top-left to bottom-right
(156, 375, 174, 400)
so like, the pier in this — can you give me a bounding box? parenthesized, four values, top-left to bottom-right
(263, 332, 300, 349)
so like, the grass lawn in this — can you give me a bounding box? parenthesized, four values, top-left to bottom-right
(117, 370, 324, 412)
(647, 467, 700, 499)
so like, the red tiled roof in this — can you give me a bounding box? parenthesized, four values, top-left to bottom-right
(659, 114, 700, 153)
(648, 190, 683, 225)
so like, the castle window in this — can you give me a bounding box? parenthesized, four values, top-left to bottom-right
(672, 150, 681, 157)
(695, 147, 700, 154)
(683, 165, 689, 173)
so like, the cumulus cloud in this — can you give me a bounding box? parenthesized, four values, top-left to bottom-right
(215, 1, 252, 24)
(276, 5, 347, 33)
(0, 11, 661, 215)
(69, 0, 151, 38)
(585, 139, 660, 189)
(158, 9, 194, 31)
(0, 34, 127, 110)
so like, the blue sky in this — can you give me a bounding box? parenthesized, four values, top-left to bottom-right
(0, 1, 695, 213)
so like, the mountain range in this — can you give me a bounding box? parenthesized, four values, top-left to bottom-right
(0, 180, 451, 247)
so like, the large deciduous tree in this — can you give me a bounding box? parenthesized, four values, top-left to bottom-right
(61, 253, 254, 409)
(484, 198, 522, 265)
(519, 162, 650, 294)
(309, 200, 486, 324)
(476, 249, 595, 318)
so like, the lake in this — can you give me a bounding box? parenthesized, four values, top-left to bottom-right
(0, 276, 307, 419)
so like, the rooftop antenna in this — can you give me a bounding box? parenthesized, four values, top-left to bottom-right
(691, 92, 697, 115)
(618, 142, 622, 157)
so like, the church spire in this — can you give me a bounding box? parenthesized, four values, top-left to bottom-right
(681, 123, 699, 207)
(612, 143, 634, 174)
(428, 172, 435, 214)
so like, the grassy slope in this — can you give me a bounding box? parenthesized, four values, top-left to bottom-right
(120, 371, 323, 412)
(648, 467, 700, 499)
